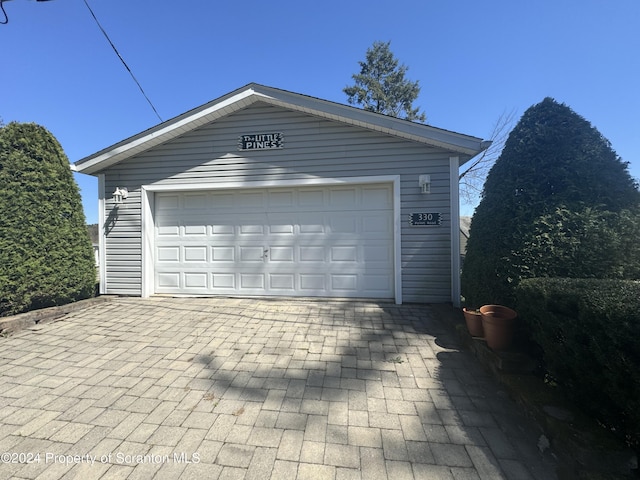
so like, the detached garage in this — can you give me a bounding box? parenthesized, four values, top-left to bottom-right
(73, 84, 487, 304)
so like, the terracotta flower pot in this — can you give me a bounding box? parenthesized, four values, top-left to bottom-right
(463, 308, 484, 337)
(480, 305, 517, 350)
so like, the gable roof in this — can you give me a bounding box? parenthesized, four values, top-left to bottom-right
(72, 83, 489, 175)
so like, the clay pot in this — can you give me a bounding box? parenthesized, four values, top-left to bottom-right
(463, 308, 484, 337)
(480, 305, 517, 350)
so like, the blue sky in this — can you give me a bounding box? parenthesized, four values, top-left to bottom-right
(3, 0, 639, 222)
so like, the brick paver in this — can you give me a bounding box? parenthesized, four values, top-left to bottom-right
(0, 297, 557, 479)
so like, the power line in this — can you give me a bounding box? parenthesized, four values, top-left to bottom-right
(0, 1, 8, 24)
(1, 1, 55, 26)
(82, 0, 163, 123)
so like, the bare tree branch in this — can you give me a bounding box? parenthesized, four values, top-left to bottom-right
(459, 109, 517, 208)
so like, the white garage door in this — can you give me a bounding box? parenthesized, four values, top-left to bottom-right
(153, 184, 394, 298)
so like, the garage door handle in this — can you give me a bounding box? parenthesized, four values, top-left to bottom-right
(263, 249, 269, 259)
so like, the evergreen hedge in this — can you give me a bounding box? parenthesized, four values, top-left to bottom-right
(516, 278, 640, 450)
(511, 205, 640, 280)
(461, 98, 640, 308)
(0, 122, 96, 316)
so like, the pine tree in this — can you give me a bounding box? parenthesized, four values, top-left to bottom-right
(344, 41, 426, 122)
(0, 122, 96, 316)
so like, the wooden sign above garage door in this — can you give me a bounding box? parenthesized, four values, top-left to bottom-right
(238, 132, 284, 151)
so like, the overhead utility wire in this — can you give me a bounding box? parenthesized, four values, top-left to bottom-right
(0, 0, 17, 24)
(0, 1, 8, 24)
(82, 0, 163, 122)
(1, 0, 55, 26)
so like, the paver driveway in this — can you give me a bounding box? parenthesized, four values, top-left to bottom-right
(0, 297, 557, 480)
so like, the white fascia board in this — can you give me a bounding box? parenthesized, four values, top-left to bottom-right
(250, 85, 485, 156)
(74, 83, 486, 175)
(74, 88, 258, 175)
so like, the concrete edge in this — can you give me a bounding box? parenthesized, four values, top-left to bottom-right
(0, 296, 117, 336)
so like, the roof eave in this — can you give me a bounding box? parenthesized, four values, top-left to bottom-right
(73, 84, 487, 175)
(251, 86, 486, 157)
(74, 86, 260, 175)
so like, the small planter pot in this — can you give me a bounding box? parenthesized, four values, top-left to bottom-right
(463, 308, 484, 337)
(480, 305, 517, 350)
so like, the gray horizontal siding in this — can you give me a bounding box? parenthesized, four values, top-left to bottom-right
(103, 186, 142, 295)
(103, 102, 456, 302)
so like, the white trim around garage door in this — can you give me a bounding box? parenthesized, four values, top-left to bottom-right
(141, 175, 402, 303)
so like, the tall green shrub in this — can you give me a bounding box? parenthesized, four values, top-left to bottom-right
(516, 278, 640, 450)
(513, 206, 640, 280)
(461, 98, 640, 307)
(0, 122, 96, 316)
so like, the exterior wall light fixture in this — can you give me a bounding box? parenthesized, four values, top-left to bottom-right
(112, 187, 128, 204)
(418, 175, 431, 194)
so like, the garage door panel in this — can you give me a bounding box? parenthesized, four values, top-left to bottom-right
(240, 246, 266, 262)
(268, 190, 294, 207)
(212, 224, 234, 235)
(184, 246, 207, 262)
(237, 192, 264, 208)
(154, 184, 394, 298)
(270, 246, 294, 262)
(157, 246, 180, 262)
(212, 246, 235, 261)
(362, 186, 392, 207)
(184, 272, 207, 288)
(240, 274, 265, 289)
(267, 214, 295, 235)
(157, 272, 180, 288)
(300, 274, 326, 291)
(299, 189, 324, 207)
(156, 194, 179, 210)
(211, 192, 234, 207)
(239, 223, 264, 235)
(363, 215, 392, 233)
(330, 216, 357, 234)
(157, 224, 180, 236)
(212, 273, 235, 288)
(299, 246, 325, 262)
(331, 274, 357, 291)
(331, 246, 357, 262)
(329, 188, 357, 208)
(363, 245, 391, 262)
(270, 274, 295, 290)
(269, 224, 294, 234)
(361, 276, 392, 294)
(183, 193, 208, 209)
(184, 224, 207, 235)
(299, 222, 325, 234)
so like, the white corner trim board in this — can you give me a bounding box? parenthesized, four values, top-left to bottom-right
(97, 174, 107, 294)
(449, 156, 461, 307)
